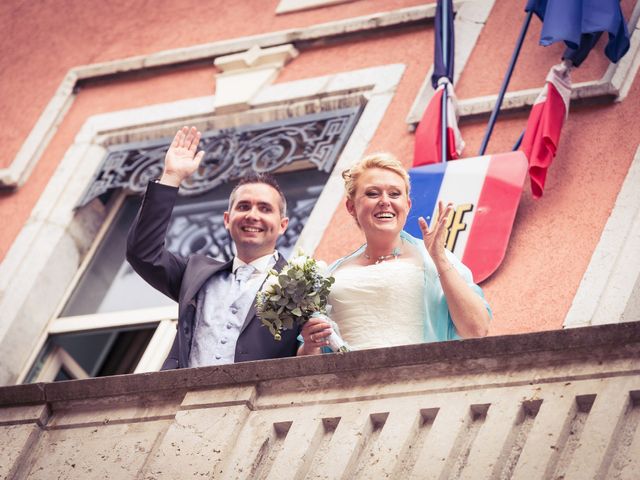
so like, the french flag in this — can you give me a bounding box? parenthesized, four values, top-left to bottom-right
(407, 152, 528, 282)
(413, 81, 465, 166)
(520, 62, 572, 198)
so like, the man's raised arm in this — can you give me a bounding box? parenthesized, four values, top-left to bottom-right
(125, 126, 205, 301)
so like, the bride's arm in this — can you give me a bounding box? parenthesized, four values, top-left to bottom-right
(434, 253, 490, 338)
(419, 202, 490, 338)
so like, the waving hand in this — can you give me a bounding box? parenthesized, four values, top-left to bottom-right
(160, 126, 205, 187)
(418, 201, 453, 264)
(418, 201, 491, 338)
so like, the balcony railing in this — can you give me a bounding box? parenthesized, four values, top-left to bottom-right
(1, 321, 639, 479)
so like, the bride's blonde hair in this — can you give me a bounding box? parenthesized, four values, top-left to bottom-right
(342, 152, 411, 199)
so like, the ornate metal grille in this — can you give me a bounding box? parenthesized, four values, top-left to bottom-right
(77, 107, 362, 207)
(164, 192, 320, 262)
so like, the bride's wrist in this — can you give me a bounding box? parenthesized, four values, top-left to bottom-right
(299, 343, 320, 356)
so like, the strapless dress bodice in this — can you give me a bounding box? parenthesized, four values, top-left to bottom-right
(329, 260, 425, 350)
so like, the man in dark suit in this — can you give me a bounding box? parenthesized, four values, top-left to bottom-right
(126, 126, 300, 369)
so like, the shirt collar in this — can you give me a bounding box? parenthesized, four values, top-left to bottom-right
(233, 251, 279, 275)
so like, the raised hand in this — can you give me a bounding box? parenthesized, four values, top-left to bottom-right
(160, 126, 205, 187)
(419, 200, 491, 338)
(418, 200, 453, 265)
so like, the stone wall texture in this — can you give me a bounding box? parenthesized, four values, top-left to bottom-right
(1, 322, 639, 479)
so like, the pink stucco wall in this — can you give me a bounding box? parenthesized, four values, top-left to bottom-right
(1, 0, 638, 336)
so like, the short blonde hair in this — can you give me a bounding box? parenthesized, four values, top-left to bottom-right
(341, 152, 410, 200)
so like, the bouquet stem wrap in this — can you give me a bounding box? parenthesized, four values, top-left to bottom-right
(311, 312, 350, 353)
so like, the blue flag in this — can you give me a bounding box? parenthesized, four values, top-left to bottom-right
(431, 0, 455, 88)
(525, 0, 630, 64)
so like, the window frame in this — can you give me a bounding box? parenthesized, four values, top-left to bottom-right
(11, 64, 405, 384)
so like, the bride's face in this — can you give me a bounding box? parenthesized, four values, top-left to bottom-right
(346, 167, 411, 238)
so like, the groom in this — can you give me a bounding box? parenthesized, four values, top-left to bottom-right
(126, 126, 301, 369)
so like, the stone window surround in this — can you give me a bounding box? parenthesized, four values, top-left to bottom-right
(4, 63, 405, 385)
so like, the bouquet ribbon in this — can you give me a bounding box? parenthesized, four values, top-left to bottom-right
(310, 312, 350, 353)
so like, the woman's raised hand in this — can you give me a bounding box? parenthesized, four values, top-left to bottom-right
(418, 201, 453, 264)
(160, 126, 205, 187)
(419, 201, 491, 338)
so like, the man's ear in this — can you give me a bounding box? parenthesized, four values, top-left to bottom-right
(279, 216, 289, 235)
(223, 211, 230, 229)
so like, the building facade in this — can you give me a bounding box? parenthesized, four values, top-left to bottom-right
(1, 0, 639, 477)
(0, 0, 639, 460)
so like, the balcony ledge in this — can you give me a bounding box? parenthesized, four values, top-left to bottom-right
(2, 321, 639, 407)
(1, 322, 639, 479)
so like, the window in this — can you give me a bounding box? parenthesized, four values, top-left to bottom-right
(24, 108, 361, 382)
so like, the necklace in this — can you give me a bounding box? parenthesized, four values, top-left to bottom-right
(363, 246, 402, 264)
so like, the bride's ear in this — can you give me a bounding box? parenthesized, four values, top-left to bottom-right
(345, 198, 356, 217)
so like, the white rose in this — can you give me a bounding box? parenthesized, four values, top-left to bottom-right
(263, 274, 279, 292)
(290, 255, 307, 269)
(315, 260, 328, 275)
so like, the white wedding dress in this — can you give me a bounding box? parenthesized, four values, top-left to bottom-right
(328, 259, 425, 350)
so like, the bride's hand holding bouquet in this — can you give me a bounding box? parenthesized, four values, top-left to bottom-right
(256, 250, 349, 353)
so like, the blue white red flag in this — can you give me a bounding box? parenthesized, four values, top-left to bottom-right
(413, 81, 465, 167)
(525, 0, 630, 63)
(413, 0, 462, 166)
(519, 62, 572, 198)
(407, 152, 529, 282)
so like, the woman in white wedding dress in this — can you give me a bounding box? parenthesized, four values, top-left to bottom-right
(298, 153, 491, 354)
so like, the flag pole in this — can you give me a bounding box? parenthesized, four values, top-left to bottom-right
(440, 0, 449, 163)
(513, 129, 525, 150)
(478, 10, 533, 155)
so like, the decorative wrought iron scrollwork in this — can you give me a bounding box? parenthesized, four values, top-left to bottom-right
(164, 195, 318, 262)
(77, 107, 361, 207)
(166, 211, 233, 260)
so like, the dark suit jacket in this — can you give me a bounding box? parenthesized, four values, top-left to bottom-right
(126, 181, 300, 370)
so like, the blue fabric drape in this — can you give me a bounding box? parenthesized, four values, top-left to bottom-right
(525, 0, 630, 64)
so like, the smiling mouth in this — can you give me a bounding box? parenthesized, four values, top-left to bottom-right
(241, 226, 264, 233)
(374, 212, 395, 219)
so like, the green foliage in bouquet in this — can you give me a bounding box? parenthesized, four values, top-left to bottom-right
(256, 252, 334, 341)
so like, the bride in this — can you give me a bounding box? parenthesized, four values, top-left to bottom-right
(298, 153, 491, 355)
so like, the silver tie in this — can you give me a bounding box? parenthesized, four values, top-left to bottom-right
(234, 264, 255, 285)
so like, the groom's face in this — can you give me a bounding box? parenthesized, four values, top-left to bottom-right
(224, 183, 289, 262)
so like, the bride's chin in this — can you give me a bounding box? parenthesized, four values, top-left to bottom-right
(363, 225, 401, 237)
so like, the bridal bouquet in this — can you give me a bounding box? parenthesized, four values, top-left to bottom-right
(256, 250, 349, 352)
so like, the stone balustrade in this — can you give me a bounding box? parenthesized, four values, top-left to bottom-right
(1, 321, 639, 479)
